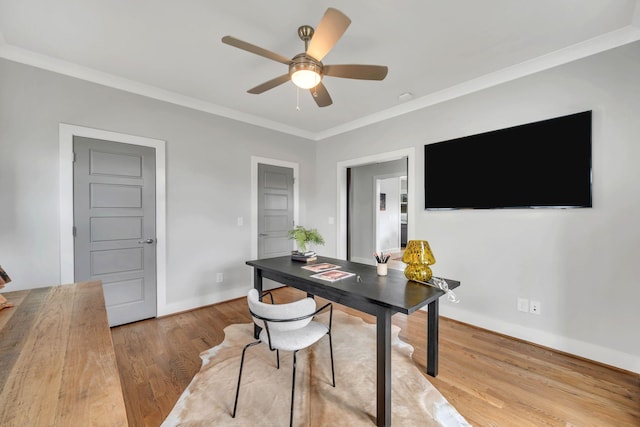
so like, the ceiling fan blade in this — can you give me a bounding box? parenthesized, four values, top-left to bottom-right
(310, 82, 333, 107)
(323, 64, 388, 80)
(247, 74, 291, 94)
(222, 36, 291, 65)
(306, 8, 351, 62)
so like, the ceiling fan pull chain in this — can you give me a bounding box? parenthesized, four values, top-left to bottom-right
(296, 87, 301, 111)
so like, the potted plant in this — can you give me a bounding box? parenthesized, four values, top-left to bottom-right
(288, 226, 325, 254)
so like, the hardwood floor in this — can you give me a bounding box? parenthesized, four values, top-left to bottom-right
(111, 287, 639, 426)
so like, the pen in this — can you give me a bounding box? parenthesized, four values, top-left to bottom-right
(374, 252, 390, 263)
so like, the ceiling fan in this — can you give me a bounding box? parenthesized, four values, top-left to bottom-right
(221, 7, 388, 107)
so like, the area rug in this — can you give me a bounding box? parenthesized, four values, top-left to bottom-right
(161, 311, 470, 426)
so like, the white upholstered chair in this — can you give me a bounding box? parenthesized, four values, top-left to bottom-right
(232, 288, 335, 427)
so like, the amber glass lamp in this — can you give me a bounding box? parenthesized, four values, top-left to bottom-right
(402, 240, 436, 282)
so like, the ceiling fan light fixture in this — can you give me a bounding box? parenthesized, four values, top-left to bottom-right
(290, 54, 323, 89)
(291, 69, 321, 89)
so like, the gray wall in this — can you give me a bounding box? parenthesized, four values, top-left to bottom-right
(0, 58, 315, 309)
(1, 38, 639, 372)
(313, 41, 640, 372)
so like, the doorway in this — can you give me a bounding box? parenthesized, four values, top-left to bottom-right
(251, 156, 299, 260)
(341, 150, 413, 263)
(59, 124, 167, 321)
(251, 157, 299, 290)
(73, 136, 157, 326)
(257, 163, 295, 259)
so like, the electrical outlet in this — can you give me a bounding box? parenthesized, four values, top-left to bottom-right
(530, 300, 541, 314)
(216, 272, 223, 283)
(517, 298, 529, 312)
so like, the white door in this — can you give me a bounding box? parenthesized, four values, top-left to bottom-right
(73, 136, 157, 326)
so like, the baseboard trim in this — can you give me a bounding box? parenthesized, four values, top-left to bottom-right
(439, 305, 639, 374)
(158, 287, 247, 317)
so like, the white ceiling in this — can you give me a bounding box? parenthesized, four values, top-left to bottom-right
(1, 0, 639, 140)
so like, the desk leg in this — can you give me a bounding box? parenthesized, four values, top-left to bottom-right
(426, 299, 439, 377)
(376, 308, 392, 427)
(253, 268, 263, 340)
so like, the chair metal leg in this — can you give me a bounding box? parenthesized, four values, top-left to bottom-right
(328, 333, 336, 387)
(290, 350, 298, 427)
(276, 349, 280, 369)
(232, 340, 261, 418)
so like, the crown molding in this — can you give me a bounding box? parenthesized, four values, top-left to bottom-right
(2, 25, 639, 142)
(0, 42, 316, 141)
(314, 25, 640, 141)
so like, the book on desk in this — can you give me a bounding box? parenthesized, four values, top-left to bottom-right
(291, 250, 317, 262)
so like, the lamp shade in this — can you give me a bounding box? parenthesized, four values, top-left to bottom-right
(402, 240, 436, 265)
(291, 69, 321, 89)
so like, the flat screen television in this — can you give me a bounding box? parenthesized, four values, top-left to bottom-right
(424, 110, 592, 210)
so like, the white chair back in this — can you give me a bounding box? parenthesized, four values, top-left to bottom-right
(247, 289, 316, 332)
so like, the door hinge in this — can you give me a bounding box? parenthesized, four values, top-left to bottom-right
(72, 226, 76, 237)
(72, 152, 76, 163)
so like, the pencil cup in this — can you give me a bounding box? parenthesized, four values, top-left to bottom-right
(377, 263, 388, 276)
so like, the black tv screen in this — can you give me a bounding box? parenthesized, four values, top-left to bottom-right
(424, 111, 592, 210)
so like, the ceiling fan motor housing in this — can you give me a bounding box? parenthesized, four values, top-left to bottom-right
(289, 53, 323, 79)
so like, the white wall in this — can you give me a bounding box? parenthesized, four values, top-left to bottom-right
(0, 58, 315, 314)
(313, 41, 640, 372)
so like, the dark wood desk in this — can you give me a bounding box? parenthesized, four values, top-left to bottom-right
(246, 256, 460, 427)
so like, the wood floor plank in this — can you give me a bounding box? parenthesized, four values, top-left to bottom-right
(111, 287, 640, 427)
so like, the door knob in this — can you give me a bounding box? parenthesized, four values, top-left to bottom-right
(138, 239, 155, 244)
(258, 233, 268, 237)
